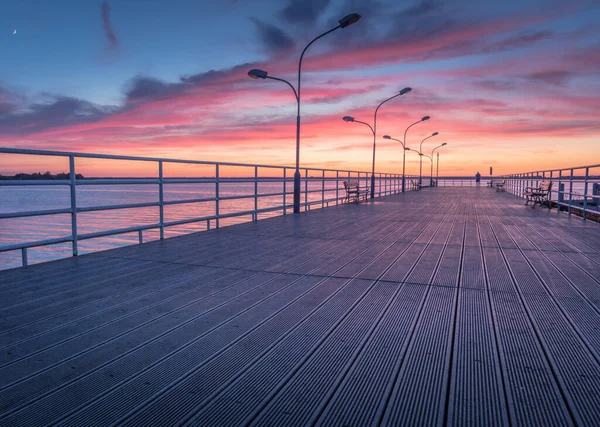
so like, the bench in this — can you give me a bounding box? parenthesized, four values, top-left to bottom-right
(525, 181, 552, 208)
(495, 180, 506, 192)
(343, 181, 369, 204)
(410, 179, 421, 191)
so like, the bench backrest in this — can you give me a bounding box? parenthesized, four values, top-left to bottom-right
(538, 181, 552, 193)
(344, 181, 359, 190)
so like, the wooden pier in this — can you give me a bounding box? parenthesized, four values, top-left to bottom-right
(1, 187, 599, 426)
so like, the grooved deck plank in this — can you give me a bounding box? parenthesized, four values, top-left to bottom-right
(0, 187, 599, 426)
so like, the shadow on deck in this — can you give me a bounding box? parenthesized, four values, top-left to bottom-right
(1, 187, 600, 426)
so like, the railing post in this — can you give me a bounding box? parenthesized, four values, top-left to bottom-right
(558, 170, 563, 214)
(583, 167, 589, 221)
(283, 168, 287, 215)
(215, 164, 220, 228)
(549, 170, 554, 206)
(336, 170, 339, 205)
(568, 169, 574, 216)
(69, 155, 78, 256)
(138, 230, 143, 244)
(21, 247, 28, 267)
(558, 183, 565, 208)
(321, 169, 325, 208)
(304, 168, 308, 212)
(159, 161, 164, 239)
(254, 166, 258, 221)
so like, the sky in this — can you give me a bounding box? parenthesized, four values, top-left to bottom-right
(0, 0, 599, 177)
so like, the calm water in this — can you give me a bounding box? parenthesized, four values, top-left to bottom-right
(1, 177, 593, 270)
(0, 179, 400, 270)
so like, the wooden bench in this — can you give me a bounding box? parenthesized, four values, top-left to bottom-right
(410, 179, 421, 191)
(343, 181, 369, 204)
(525, 181, 552, 208)
(495, 180, 506, 192)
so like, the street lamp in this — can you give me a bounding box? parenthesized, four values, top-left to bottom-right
(419, 132, 438, 187)
(343, 87, 412, 199)
(247, 13, 361, 214)
(404, 147, 421, 189)
(383, 134, 405, 191)
(432, 142, 447, 186)
(401, 116, 430, 192)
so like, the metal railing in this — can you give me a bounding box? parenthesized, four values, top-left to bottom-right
(0, 148, 414, 268)
(500, 164, 600, 221)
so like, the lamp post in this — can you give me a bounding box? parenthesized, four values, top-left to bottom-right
(404, 147, 421, 189)
(401, 116, 430, 192)
(431, 142, 447, 186)
(343, 87, 412, 199)
(247, 13, 361, 214)
(383, 134, 405, 192)
(419, 132, 438, 187)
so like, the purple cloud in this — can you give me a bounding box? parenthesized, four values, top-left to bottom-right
(101, 2, 118, 49)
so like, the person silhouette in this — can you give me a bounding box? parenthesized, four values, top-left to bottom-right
(475, 171, 481, 185)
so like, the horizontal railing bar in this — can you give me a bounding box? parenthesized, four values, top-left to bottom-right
(77, 202, 160, 213)
(0, 180, 70, 186)
(1, 177, 402, 186)
(76, 179, 159, 185)
(0, 236, 72, 252)
(0, 147, 405, 175)
(0, 207, 72, 219)
(78, 223, 161, 240)
(163, 197, 216, 206)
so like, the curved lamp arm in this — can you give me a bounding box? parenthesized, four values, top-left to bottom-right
(419, 133, 438, 154)
(431, 142, 447, 157)
(403, 119, 424, 150)
(384, 136, 405, 148)
(266, 76, 298, 101)
(351, 119, 375, 135)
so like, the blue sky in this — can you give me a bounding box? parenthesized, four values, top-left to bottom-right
(1, 0, 599, 175)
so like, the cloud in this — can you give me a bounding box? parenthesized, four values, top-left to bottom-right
(526, 70, 574, 85)
(251, 19, 295, 54)
(124, 76, 187, 102)
(0, 88, 19, 114)
(101, 2, 118, 50)
(279, 0, 331, 25)
(0, 95, 115, 134)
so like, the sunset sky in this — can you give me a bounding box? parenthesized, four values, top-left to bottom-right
(0, 0, 599, 177)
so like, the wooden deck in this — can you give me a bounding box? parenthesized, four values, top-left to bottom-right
(1, 187, 600, 426)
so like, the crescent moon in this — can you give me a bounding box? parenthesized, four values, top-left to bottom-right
(13, 29, 16, 35)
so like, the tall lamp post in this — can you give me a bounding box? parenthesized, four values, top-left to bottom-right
(342, 87, 412, 199)
(382, 134, 405, 192)
(247, 13, 361, 214)
(419, 132, 438, 187)
(404, 147, 421, 189)
(401, 116, 430, 192)
(431, 142, 447, 186)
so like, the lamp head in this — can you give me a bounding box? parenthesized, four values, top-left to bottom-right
(342, 116, 355, 122)
(248, 69, 268, 79)
(404, 147, 410, 150)
(421, 116, 430, 121)
(442, 142, 447, 146)
(339, 13, 361, 28)
(432, 132, 439, 136)
(400, 87, 412, 95)
(383, 135, 391, 139)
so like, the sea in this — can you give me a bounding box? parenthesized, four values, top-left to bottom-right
(0, 178, 594, 270)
